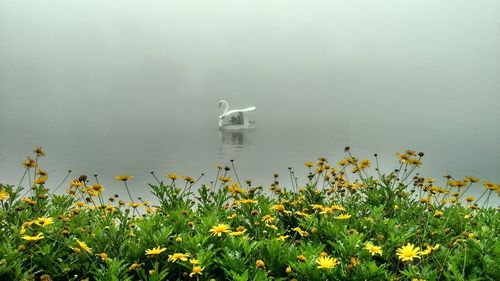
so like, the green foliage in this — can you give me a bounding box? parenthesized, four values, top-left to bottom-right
(1, 148, 499, 280)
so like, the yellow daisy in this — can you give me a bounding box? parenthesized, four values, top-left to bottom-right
(256, 259, 265, 269)
(316, 256, 340, 269)
(114, 175, 133, 182)
(364, 242, 383, 256)
(97, 252, 110, 261)
(336, 213, 352, 220)
(0, 190, 10, 201)
(34, 217, 54, 226)
(21, 233, 45, 242)
(145, 246, 167, 256)
(168, 253, 190, 262)
(190, 266, 203, 277)
(396, 243, 420, 262)
(209, 224, 231, 236)
(166, 172, 180, 180)
(76, 239, 92, 254)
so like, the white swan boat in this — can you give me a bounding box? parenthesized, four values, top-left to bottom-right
(218, 100, 256, 130)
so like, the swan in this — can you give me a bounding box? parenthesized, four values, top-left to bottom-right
(218, 100, 256, 129)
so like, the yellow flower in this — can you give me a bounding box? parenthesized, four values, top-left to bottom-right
(33, 146, 45, 157)
(209, 224, 231, 236)
(433, 210, 444, 218)
(396, 243, 420, 262)
(266, 224, 278, 230)
(304, 161, 314, 167)
(145, 246, 167, 256)
(336, 213, 352, 220)
(448, 180, 466, 188)
(21, 233, 45, 242)
(168, 253, 190, 262)
(226, 213, 238, 219)
(337, 158, 349, 167)
(465, 196, 476, 203)
(292, 227, 309, 237)
(128, 202, 144, 208)
(276, 235, 289, 241)
(350, 257, 360, 267)
(22, 157, 38, 168)
(35, 217, 54, 226)
(36, 168, 48, 177)
(166, 172, 179, 180)
(129, 263, 141, 271)
(408, 158, 422, 166)
(297, 255, 306, 262)
(331, 205, 346, 211)
(229, 229, 246, 237)
(76, 239, 92, 254)
(227, 183, 245, 194)
(97, 252, 110, 261)
(419, 244, 440, 256)
(465, 176, 480, 183)
(316, 256, 340, 269)
(294, 211, 310, 218)
(261, 215, 275, 224)
(190, 266, 204, 277)
(256, 259, 265, 269)
(90, 184, 105, 193)
(311, 204, 324, 211)
(364, 242, 383, 256)
(70, 180, 83, 188)
(219, 176, 232, 183)
(114, 175, 133, 182)
(190, 258, 201, 265)
(0, 190, 10, 201)
(34, 176, 48, 185)
(359, 159, 371, 170)
(270, 204, 286, 212)
(20, 225, 28, 235)
(483, 181, 498, 191)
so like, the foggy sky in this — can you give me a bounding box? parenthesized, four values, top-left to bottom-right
(1, 1, 499, 193)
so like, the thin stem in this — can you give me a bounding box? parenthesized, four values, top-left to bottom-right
(473, 189, 489, 206)
(124, 181, 134, 203)
(214, 168, 221, 189)
(150, 171, 161, 185)
(52, 170, 72, 195)
(462, 244, 467, 276)
(230, 160, 242, 188)
(481, 190, 493, 208)
(17, 168, 29, 190)
(374, 154, 382, 178)
(288, 167, 295, 192)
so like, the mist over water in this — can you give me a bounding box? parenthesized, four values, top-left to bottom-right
(1, 1, 499, 202)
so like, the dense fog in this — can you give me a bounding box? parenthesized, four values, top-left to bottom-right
(1, 1, 499, 201)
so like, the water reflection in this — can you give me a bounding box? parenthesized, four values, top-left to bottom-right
(218, 129, 252, 157)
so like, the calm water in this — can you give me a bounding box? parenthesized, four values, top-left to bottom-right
(1, 1, 499, 203)
(0, 96, 498, 204)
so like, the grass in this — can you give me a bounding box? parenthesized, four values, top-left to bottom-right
(0, 147, 499, 281)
